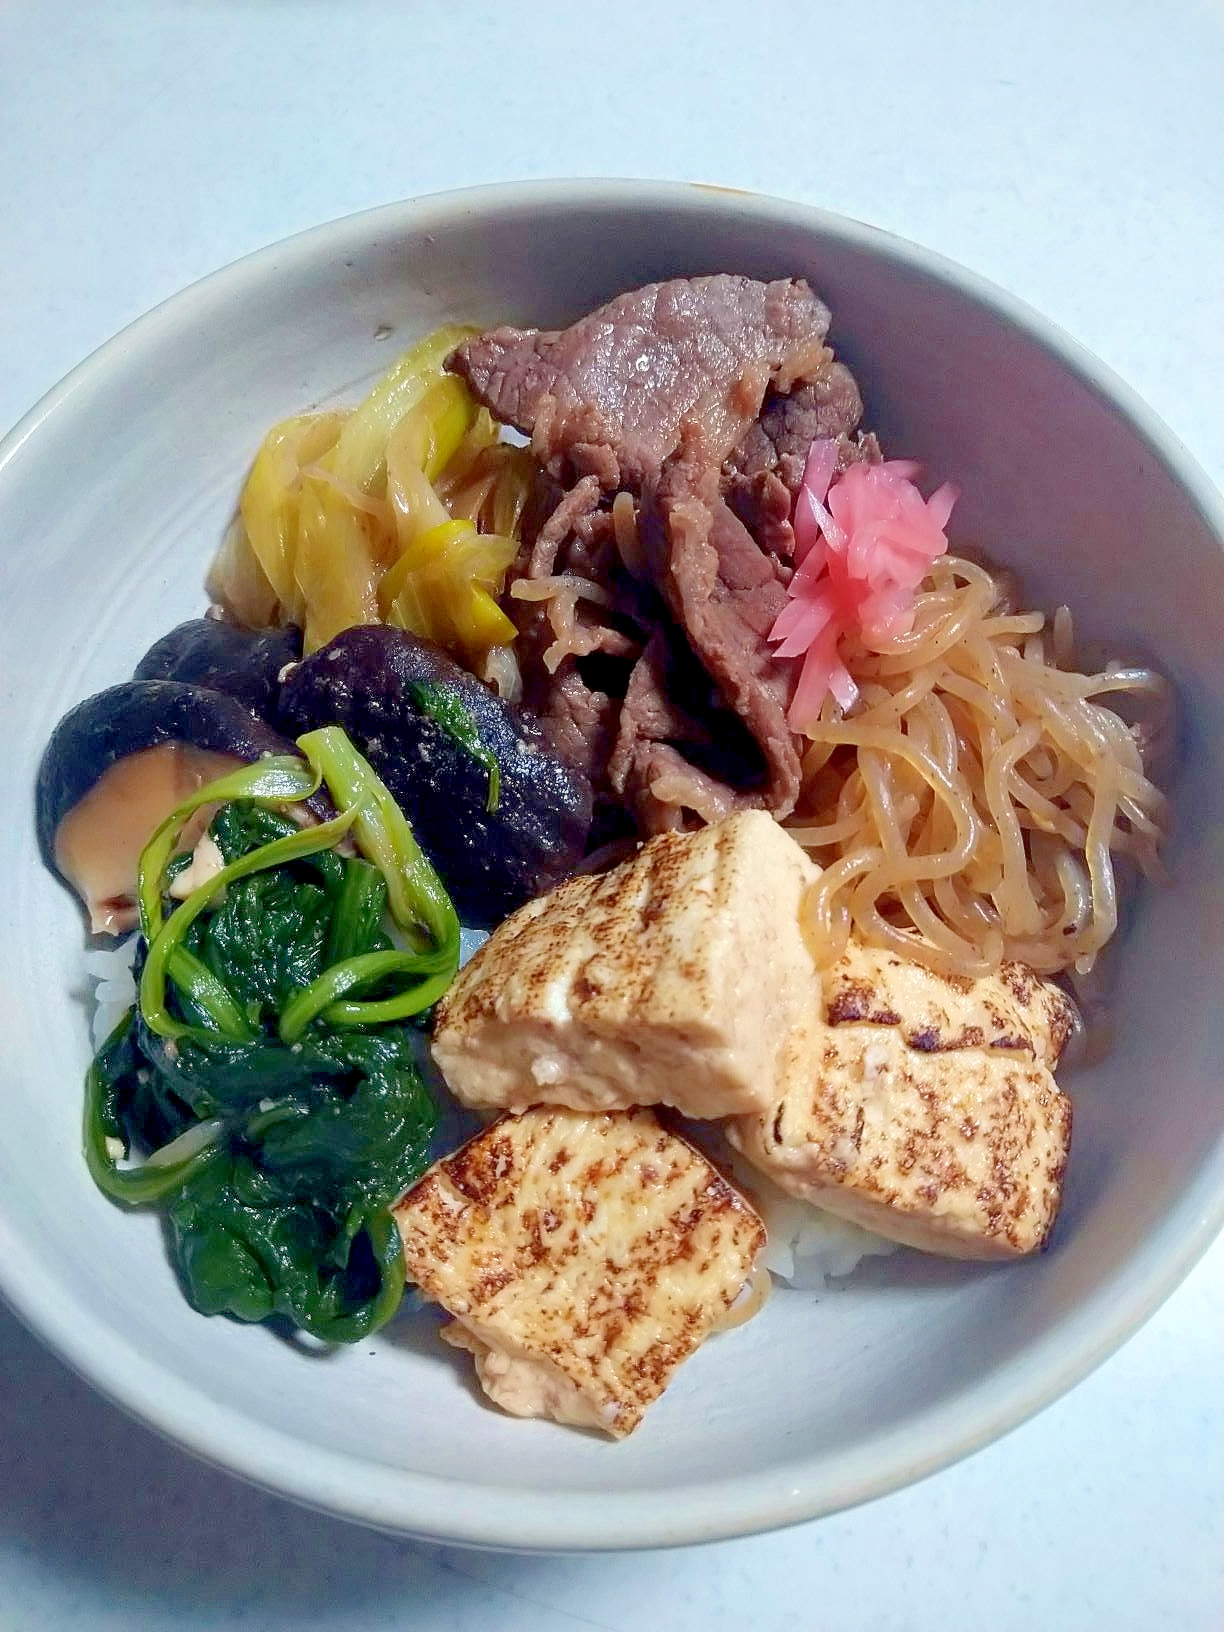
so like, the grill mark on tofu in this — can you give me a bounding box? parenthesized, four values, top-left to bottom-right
(826, 980, 901, 1028)
(394, 1106, 765, 1437)
(731, 1026, 1072, 1260)
(822, 941, 1077, 1066)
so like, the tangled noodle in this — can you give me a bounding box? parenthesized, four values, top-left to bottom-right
(785, 556, 1170, 978)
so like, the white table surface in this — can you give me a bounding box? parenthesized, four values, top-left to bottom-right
(2, 1, 1222, 1626)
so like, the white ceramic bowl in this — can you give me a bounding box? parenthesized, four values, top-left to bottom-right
(1, 181, 1222, 1551)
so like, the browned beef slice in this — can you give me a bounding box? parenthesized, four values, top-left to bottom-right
(607, 634, 698, 764)
(608, 629, 768, 833)
(723, 356, 878, 559)
(725, 421, 882, 560)
(461, 275, 870, 831)
(725, 356, 867, 494)
(624, 742, 748, 833)
(523, 475, 603, 576)
(645, 470, 801, 819)
(726, 468, 797, 560)
(607, 631, 712, 797)
(449, 276, 832, 491)
(521, 655, 617, 788)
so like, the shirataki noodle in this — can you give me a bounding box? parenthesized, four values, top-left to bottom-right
(784, 555, 1170, 978)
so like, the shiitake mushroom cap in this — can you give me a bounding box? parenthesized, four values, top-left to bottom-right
(278, 626, 592, 926)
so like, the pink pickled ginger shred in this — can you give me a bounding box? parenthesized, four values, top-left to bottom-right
(770, 440, 958, 733)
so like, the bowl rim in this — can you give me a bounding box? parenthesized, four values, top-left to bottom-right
(2, 177, 1223, 1551)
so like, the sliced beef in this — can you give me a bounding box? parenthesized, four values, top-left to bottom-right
(724, 355, 869, 494)
(725, 468, 796, 560)
(608, 629, 767, 833)
(456, 274, 877, 836)
(519, 642, 618, 788)
(645, 470, 800, 821)
(607, 633, 705, 783)
(722, 355, 880, 561)
(450, 276, 832, 491)
(524, 474, 603, 577)
(621, 741, 743, 833)
(504, 511, 615, 784)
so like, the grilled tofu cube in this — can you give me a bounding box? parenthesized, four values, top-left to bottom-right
(823, 939, 1076, 1068)
(431, 809, 819, 1121)
(393, 1106, 766, 1437)
(729, 944, 1075, 1260)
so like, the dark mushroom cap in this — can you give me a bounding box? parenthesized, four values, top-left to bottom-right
(277, 626, 593, 926)
(36, 679, 304, 877)
(134, 618, 302, 720)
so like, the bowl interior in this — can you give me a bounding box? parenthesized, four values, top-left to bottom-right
(1, 182, 1222, 1549)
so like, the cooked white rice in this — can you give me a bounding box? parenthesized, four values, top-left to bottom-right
(85, 936, 139, 1048)
(752, 1178, 897, 1288)
(704, 1131, 896, 1289)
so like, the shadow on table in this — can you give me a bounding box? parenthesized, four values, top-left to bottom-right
(0, 1301, 624, 1629)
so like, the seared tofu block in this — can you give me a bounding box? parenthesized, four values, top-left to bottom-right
(393, 1107, 766, 1437)
(431, 810, 819, 1120)
(824, 939, 1076, 1068)
(729, 946, 1074, 1260)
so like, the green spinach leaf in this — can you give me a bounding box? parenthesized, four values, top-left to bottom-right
(82, 728, 455, 1345)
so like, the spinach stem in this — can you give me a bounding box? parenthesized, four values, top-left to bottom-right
(296, 726, 460, 954)
(140, 809, 358, 1041)
(278, 944, 457, 1041)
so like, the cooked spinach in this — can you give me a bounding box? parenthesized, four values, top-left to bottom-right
(88, 1009, 435, 1340)
(84, 727, 459, 1343)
